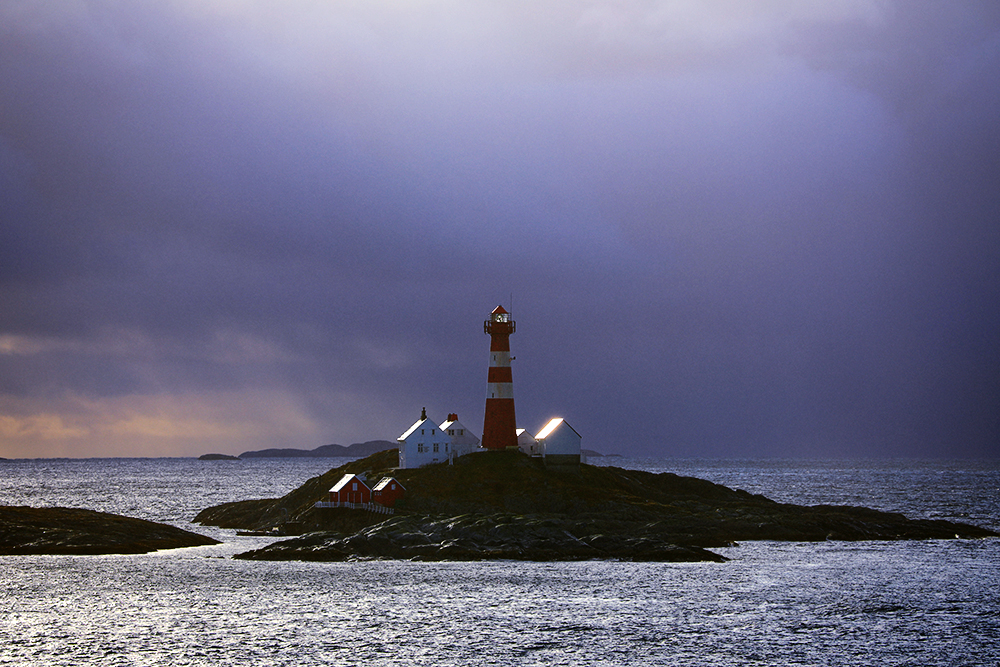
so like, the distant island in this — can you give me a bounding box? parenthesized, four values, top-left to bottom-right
(236, 440, 396, 459)
(1, 506, 219, 555)
(208, 443, 615, 460)
(582, 449, 619, 457)
(195, 449, 997, 563)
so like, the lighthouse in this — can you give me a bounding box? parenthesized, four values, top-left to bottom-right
(482, 305, 518, 450)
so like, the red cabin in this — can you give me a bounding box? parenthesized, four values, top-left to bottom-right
(372, 477, 405, 507)
(329, 474, 371, 504)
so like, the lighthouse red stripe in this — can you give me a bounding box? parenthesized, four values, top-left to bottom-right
(487, 367, 513, 383)
(489, 334, 510, 352)
(482, 398, 517, 451)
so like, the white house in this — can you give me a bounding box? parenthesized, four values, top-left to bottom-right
(535, 417, 582, 466)
(517, 428, 541, 457)
(440, 413, 481, 462)
(398, 408, 447, 468)
(398, 408, 484, 468)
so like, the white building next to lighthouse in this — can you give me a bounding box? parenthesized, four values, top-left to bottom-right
(440, 413, 481, 460)
(516, 428, 540, 456)
(527, 417, 582, 467)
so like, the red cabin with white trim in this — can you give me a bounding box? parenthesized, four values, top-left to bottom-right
(329, 473, 371, 504)
(372, 477, 405, 507)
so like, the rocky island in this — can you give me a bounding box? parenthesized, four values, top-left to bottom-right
(194, 449, 997, 562)
(1, 506, 220, 555)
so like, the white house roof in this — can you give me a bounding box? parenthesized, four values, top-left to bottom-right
(330, 473, 368, 493)
(536, 417, 580, 440)
(440, 417, 473, 433)
(398, 417, 437, 441)
(373, 477, 404, 492)
(536, 418, 562, 439)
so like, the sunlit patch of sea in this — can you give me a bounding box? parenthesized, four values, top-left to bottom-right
(1, 457, 998, 665)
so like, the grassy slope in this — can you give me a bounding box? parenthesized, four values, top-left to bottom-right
(195, 449, 762, 530)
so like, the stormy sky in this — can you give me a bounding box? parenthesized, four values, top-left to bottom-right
(2, 1, 998, 459)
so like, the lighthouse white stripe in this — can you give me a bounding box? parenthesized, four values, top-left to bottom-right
(487, 383, 514, 399)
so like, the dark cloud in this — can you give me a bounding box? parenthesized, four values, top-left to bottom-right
(1, 2, 997, 457)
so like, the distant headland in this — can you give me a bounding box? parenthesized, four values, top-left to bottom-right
(234, 440, 397, 459)
(203, 444, 616, 461)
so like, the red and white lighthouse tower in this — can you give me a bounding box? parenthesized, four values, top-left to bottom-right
(482, 305, 518, 450)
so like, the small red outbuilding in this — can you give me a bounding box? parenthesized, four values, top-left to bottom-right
(372, 477, 405, 507)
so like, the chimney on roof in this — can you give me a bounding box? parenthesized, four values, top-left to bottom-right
(421, 407, 427, 420)
(448, 413, 458, 421)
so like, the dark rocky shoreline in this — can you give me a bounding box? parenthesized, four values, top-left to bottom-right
(233, 513, 727, 562)
(196, 449, 998, 563)
(0, 506, 220, 555)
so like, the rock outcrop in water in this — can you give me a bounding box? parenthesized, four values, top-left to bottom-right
(1, 506, 221, 555)
(194, 449, 997, 562)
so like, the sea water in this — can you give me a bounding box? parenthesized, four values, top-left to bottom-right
(1, 457, 998, 666)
